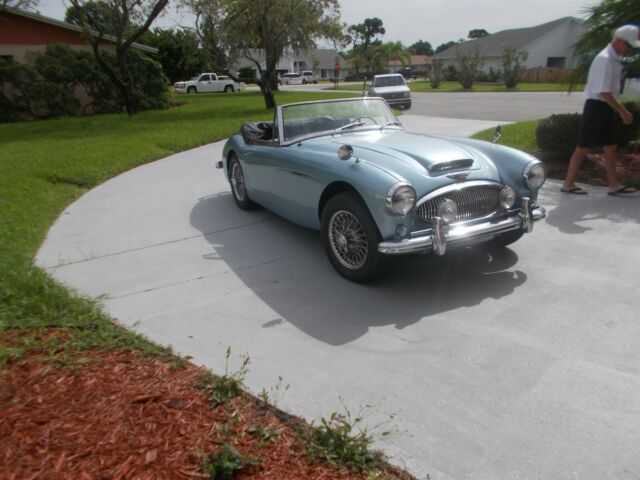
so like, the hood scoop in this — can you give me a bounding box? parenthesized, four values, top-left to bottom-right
(428, 159, 474, 173)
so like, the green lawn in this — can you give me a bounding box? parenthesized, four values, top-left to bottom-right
(334, 81, 582, 93)
(471, 120, 539, 153)
(0, 90, 354, 363)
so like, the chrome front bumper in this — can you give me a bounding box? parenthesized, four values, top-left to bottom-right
(378, 197, 546, 255)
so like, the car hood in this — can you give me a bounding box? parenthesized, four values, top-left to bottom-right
(330, 129, 486, 173)
(369, 85, 410, 94)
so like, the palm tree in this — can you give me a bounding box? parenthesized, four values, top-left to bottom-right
(372, 41, 411, 74)
(572, 0, 640, 82)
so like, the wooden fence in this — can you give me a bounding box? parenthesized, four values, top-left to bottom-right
(520, 67, 572, 83)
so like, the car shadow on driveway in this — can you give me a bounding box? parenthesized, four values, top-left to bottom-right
(190, 193, 528, 345)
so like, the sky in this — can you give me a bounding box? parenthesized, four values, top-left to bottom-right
(35, 0, 596, 49)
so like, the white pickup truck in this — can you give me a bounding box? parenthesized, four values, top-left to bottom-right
(174, 73, 243, 94)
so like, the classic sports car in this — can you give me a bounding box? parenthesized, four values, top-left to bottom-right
(217, 97, 546, 282)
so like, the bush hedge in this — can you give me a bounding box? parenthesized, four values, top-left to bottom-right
(0, 44, 171, 122)
(536, 101, 640, 159)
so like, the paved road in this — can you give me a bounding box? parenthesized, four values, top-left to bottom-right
(409, 91, 583, 121)
(277, 83, 584, 121)
(37, 118, 640, 480)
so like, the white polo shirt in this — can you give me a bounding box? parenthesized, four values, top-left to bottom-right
(584, 44, 623, 101)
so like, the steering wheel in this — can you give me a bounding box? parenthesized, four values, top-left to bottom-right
(353, 116, 378, 125)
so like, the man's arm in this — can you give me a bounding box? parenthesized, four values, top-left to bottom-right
(601, 92, 633, 124)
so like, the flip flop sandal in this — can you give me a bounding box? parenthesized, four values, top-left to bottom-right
(560, 187, 588, 195)
(608, 186, 637, 196)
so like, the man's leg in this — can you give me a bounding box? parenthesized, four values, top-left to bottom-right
(562, 146, 590, 191)
(604, 144, 637, 193)
(602, 144, 620, 189)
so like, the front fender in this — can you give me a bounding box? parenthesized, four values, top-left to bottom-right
(449, 137, 543, 201)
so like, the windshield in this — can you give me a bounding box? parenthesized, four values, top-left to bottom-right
(281, 98, 399, 143)
(374, 76, 406, 87)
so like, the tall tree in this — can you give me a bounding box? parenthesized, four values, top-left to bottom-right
(1, 0, 38, 11)
(371, 41, 410, 73)
(408, 40, 433, 56)
(141, 27, 203, 82)
(69, 0, 168, 116)
(178, 0, 227, 73)
(65, 1, 131, 34)
(435, 41, 457, 54)
(222, 0, 344, 109)
(468, 28, 489, 39)
(348, 18, 384, 71)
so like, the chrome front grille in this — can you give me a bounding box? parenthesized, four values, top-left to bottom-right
(382, 92, 405, 99)
(416, 185, 502, 223)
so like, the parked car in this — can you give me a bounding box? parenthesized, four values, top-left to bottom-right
(398, 67, 421, 80)
(217, 97, 547, 282)
(301, 70, 319, 84)
(174, 73, 242, 94)
(368, 73, 412, 109)
(280, 72, 303, 85)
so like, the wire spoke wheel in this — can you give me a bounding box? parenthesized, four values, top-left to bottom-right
(231, 162, 246, 201)
(328, 210, 369, 270)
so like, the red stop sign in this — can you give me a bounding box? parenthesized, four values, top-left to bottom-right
(335, 63, 341, 70)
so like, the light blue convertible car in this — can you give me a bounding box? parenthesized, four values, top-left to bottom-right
(218, 97, 546, 282)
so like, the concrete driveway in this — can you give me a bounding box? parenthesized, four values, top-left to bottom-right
(36, 118, 640, 480)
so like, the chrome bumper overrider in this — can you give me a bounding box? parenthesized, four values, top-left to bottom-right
(378, 197, 546, 255)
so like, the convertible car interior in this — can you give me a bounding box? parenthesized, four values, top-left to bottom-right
(240, 116, 354, 145)
(241, 121, 275, 145)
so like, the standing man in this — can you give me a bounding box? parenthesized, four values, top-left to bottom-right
(561, 24, 639, 196)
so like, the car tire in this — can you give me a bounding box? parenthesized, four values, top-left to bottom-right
(321, 192, 384, 282)
(228, 154, 256, 210)
(487, 229, 524, 249)
(224, 85, 234, 93)
(187, 86, 197, 94)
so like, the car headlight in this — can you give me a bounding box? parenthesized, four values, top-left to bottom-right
(523, 161, 546, 190)
(386, 183, 416, 215)
(403, 92, 411, 98)
(499, 185, 516, 209)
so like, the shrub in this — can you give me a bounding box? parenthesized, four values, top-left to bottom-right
(0, 43, 170, 121)
(455, 48, 483, 89)
(536, 113, 582, 159)
(536, 101, 640, 159)
(430, 59, 443, 89)
(619, 101, 640, 147)
(502, 47, 528, 89)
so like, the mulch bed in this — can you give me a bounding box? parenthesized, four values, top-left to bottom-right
(544, 152, 640, 187)
(0, 332, 374, 480)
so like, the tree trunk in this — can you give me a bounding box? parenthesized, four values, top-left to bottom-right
(257, 79, 276, 109)
(116, 48, 137, 116)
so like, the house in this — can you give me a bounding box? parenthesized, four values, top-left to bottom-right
(388, 54, 431, 76)
(232, 48, 350, 80)
(0, 6, 157, 63)
(432, 17, 585, 74)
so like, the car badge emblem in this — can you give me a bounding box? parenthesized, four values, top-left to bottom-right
(447, 172, 470, 181)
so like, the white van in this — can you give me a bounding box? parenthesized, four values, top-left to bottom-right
(300, 70, 318, 84)
(280, 72, 303, 85)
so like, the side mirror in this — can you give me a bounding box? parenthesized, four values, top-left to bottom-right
(492, 125, 502, 144)
(337, 144, 353, 161)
